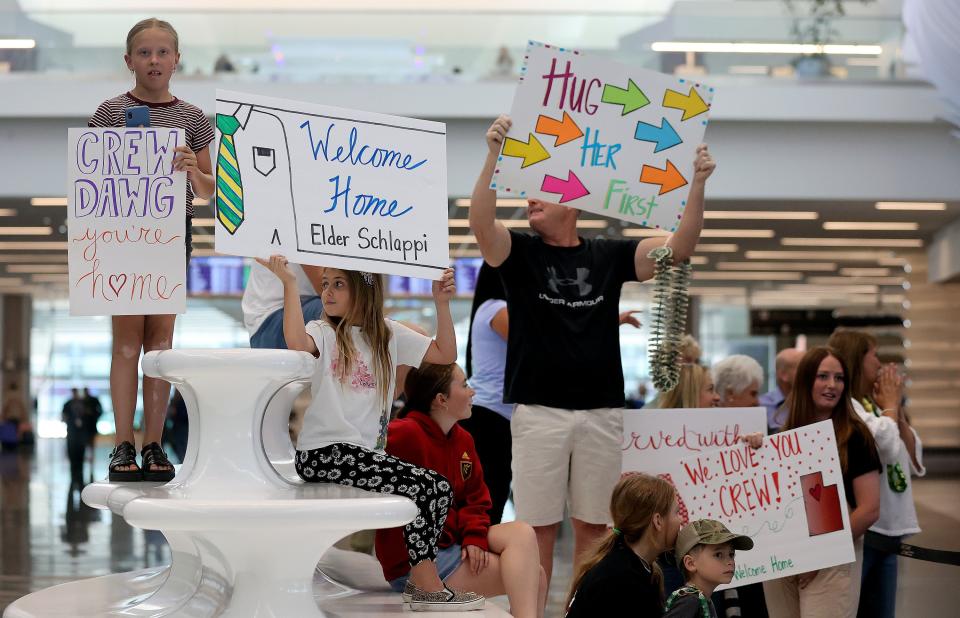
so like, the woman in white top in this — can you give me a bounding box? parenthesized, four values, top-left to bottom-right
(828, 330, 924, 618)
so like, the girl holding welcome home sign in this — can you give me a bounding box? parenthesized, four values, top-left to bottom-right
(88, 18, 215, 482)
(257, 255, 488, 612)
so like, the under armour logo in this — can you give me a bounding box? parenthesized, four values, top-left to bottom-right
(546, 266, 592, 297)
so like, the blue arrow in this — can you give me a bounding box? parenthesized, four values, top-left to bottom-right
(634, 117, 682, 153)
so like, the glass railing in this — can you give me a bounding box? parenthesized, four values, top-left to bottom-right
(0, 8, 914, 83)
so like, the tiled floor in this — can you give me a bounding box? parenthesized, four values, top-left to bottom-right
(1, 439, 958, 617)
(0, 442, 165, 609)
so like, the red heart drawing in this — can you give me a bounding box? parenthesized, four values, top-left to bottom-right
(109, 274, 127, 297)
(809, 482, 823, 502)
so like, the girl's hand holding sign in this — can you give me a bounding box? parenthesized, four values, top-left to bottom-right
(432, 267, 457, 303)
(256, 254, 297, 287)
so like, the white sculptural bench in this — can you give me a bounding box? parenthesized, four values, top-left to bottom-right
(4, 349, 418, 618)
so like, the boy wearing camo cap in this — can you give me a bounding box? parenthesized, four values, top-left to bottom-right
(664, 519, 754, 618)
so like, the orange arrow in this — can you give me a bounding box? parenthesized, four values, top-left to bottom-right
(663, 86, 709, 121)
(639, 160, 688, 195)
(535, 112, 583, 147)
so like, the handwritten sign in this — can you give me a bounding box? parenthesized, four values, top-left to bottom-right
(676, 421, 854, 588)
(67, 127, 186, 316)
(213, 90, 449, 279)
(622, 408, 767, 528)
(492, 41, 715, 230)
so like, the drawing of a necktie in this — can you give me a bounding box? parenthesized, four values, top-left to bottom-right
(215, 114, 243, 234)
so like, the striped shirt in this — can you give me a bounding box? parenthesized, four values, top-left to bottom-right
(88, 92, 215, 217)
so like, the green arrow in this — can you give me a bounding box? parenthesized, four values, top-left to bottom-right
(601, 79, 650, 115)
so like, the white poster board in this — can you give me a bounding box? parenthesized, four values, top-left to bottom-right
(214, 90, 449, 279)
(622, 408, 767, 526)
(676, 421, 855, 588)
(492, 41, 715, 231)
(67, 127, 186, 316)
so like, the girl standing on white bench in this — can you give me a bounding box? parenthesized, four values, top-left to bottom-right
(258, 256, 483, 613)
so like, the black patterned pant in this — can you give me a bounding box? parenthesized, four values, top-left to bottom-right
(295, 442, 453, 565)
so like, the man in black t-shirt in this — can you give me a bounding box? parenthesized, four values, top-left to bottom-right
(469, 115, 716, 586)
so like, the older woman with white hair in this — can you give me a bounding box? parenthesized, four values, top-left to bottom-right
(712, 355, 764, 407)
(710, 354, 769, 618)
(710, 354, 768, 618)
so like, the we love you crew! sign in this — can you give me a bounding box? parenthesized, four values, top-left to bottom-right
(623, 413, 855, 588)
(492, 41, 715, 231)
(676, 420, 855, 588)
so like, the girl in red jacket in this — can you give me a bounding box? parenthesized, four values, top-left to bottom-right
(376, 363, 547, 618)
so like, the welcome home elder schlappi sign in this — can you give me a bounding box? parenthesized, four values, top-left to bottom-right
(213, 90, 449, 279)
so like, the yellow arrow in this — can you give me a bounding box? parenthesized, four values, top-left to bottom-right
(502, 133, 550, 168)
(663, 86, 709, 121)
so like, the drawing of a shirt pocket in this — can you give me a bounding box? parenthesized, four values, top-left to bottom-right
(252, 146, 276, 177)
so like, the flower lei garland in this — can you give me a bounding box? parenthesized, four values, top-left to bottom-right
(647, 246, 692, 392)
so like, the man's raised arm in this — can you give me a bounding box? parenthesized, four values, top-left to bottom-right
(634, 144, 715, 281)
(469, 115, 514, 267)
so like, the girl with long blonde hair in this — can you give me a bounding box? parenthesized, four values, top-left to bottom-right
(259, 256, 484, 612)
(650, 363, 720, 409)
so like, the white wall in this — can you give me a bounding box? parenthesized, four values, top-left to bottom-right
(929, 218, 960, 283)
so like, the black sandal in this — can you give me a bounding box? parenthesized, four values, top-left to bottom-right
(108, 441, 142, 482)
(141, 442, 175, 483)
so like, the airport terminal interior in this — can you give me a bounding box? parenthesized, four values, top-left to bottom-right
(1, 0, 959, 616)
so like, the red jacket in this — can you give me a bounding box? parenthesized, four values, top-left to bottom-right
(374, 410, 492, 581)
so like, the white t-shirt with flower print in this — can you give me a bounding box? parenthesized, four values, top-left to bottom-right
(297, 319, 431, 452)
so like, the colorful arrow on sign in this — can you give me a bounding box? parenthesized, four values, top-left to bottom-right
(601, 79, 650, 115)
(634, 117, 682, 153)
(535, 111, 584, 147)
(663, 86, 709, 121)
(541, 170, 590, 203)
(502, 133, 551, 168)
(639, 160, 688, 195)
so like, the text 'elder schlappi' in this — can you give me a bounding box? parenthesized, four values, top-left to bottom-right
(310, 224, 429, 262)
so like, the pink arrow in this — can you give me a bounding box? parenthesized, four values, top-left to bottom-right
(540, 170, 590, 203)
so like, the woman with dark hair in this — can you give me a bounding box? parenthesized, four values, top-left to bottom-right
(763, 346, 881, 618)
(376, 363, 547, 617)
(828, 330, 924, 618)
(460, 262, 513, 524)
